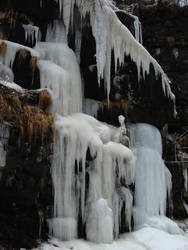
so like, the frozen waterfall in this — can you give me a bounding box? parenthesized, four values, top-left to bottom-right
(50, 113, 135, 242)
(131, 123, 172, 228)
(0, 0, 178, 245)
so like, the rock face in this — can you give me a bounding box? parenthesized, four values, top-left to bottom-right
(0, 84, 54, 248)
(136, 2, 188, 219)
(0, 129, 53, 249)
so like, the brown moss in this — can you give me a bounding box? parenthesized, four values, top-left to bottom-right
(0, 83, 54, 141)
(102, 100, 130, 113)
(0, 42, 7, 56)
(0, 10, 29, 26)
(30, 57, 37, 70)
(39, 89, 52, 110)
(17, 48, 27, 61)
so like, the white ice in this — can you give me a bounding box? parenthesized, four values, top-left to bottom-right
(0, 40, 39, 68)
(22, 24, 40, 44)
(34, 226, 188, 250)
(57, 0, 176, 108)
(0, 63, 14, 82)
(51, 113, 135, 242)
(130, 123, 172, 227)
(35, 42, 82, 115)
(0, 79, 25, 93)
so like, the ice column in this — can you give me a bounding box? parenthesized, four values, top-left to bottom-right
(131, 123, 172, 228)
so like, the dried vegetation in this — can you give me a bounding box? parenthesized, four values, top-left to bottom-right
(0, 84, 54, 141)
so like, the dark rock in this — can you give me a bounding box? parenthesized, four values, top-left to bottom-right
(0, 128, 53, 248)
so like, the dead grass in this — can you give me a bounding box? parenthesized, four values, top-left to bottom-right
(0, 10, 29, 25)
(102, 100, 130, 113)
(0, 83, 54, 141)
(39, 89, 52, 110)
(30, 57, 37, 70)
(0, 41, 7, 56)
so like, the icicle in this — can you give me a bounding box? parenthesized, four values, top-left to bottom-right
(115, 10, 143, 44)
(51, 113, 105, 240)
(0, 40, 39, 68)
(183, 169, 188, 192)
(61, 0, 176, 108)
(116, 186, 133, 231)
(75, 30, 82, 64)
(22, 24, 40, 44)
(50, 112, 135, 241)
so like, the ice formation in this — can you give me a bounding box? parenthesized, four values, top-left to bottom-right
(0, 63, 14, 82)
(83, 98, 102, 117)
(56, 0, 176, 107)
(0, 80, 25, 93)
(130, 123, 172, 227)
(43, 1, 176, 241)
(0, 40, 39, 68)
(46, 20, 67, 44)
(115, 10, 143, 44)
(50, 113, 135, 242)
(86, 199, 113, 243)
(35, 42, 82, 116)
(183, 169, 188, 192)
(144, 216, 183, 235)
(0, 123, 9, 168)
(22, 24, 40, 44)
(36, 225, 188, 250)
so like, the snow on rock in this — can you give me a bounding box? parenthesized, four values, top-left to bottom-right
(0, 80, 25, 93)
